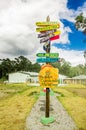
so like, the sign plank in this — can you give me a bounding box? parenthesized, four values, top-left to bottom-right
(36, 25, 60, 32)
(36, 53, 59, 58)
(36, 58, 60, 63)
(38, 29, 56, 38)
(50, 35, 60, 41)
(36, 22, 60, 26)
(38, 30, 60, 38)
(54, 30, 61, 35)
(40, 34, 54, 43)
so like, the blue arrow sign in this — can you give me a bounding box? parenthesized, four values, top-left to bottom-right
(36, 58, 60, 63)
(43, 41, 50, 51)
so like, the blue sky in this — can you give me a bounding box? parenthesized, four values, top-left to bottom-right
(53, 0, 86, 51)
(67, 0, 86, 10)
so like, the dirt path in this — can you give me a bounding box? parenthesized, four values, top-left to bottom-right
(26, 94, 78, 130)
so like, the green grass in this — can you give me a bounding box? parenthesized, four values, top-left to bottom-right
(53, 84, 86, 130)
(0, 83, 41, 130)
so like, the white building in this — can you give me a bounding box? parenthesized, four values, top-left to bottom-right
(8, 71, 69, 86)
(58, 74, 68, 85)
(8, 71, 39, 83)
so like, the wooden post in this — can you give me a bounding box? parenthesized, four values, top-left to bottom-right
(46, 88, 50, 117)
(45, 16, 50, 118)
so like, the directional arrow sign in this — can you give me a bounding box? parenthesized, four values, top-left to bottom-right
(36, 58, 60, 63)
(38, 30, 60, 38)
(40, 34, 54, 43)
(36, 53, 59, 58)
(40, 35, 60, 43)
(36, 25, 60, 32)
(36, 22, 60, 26)
(38, 29, 56, 38)
(54, 30, 61, 35)
(50, 35, 60, 41)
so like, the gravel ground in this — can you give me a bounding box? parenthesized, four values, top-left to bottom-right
(26, 93, 78, 130)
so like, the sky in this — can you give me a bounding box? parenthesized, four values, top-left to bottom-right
(0, 0, 86, 66)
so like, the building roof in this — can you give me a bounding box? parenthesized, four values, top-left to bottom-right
(9, 71, 38, 77)
(20, 71, 38, 76)
(59, 74, 68, 79)
(72, 75, 86, 79)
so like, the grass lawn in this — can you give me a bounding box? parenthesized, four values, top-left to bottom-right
(0, 83, 41, 130)
(0, 83, 86, 130)
(53, 84, 86, 130)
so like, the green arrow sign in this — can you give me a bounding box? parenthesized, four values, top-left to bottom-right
(36, 53, 59, 58)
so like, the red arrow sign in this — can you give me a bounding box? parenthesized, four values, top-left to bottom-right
(50, 35, 60, 41)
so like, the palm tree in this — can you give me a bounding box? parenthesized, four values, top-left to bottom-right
(75, 13, 86, 66)
(75, 13, 86, 34)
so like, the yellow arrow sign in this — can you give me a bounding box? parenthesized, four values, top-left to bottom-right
(54, 30, 61, 35)
(36, 25, 60, 32)
(36, 22, 60, 26)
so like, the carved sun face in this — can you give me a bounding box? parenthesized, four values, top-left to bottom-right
(39, 64, 59, 88)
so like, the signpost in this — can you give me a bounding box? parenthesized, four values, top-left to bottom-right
(36, 16, 60, 124)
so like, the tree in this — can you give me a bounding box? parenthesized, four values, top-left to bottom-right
(75, 13, 86, 34)
(0, 58, 13, 78)
(0, 56, 41, 80)
(14, 56, 32, 71)
(31, 63, 41, 72)
(60, 61, 71, 76)
(75, 13, 86, 67)
(51, 61, 61, 72)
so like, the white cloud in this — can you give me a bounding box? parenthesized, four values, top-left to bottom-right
(76, 2, 86, 16)
(51, 46, 85, 66)
(0, 0, 71, 57)
(34, 45, 85, 66)
(53, 25, 72, 44)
